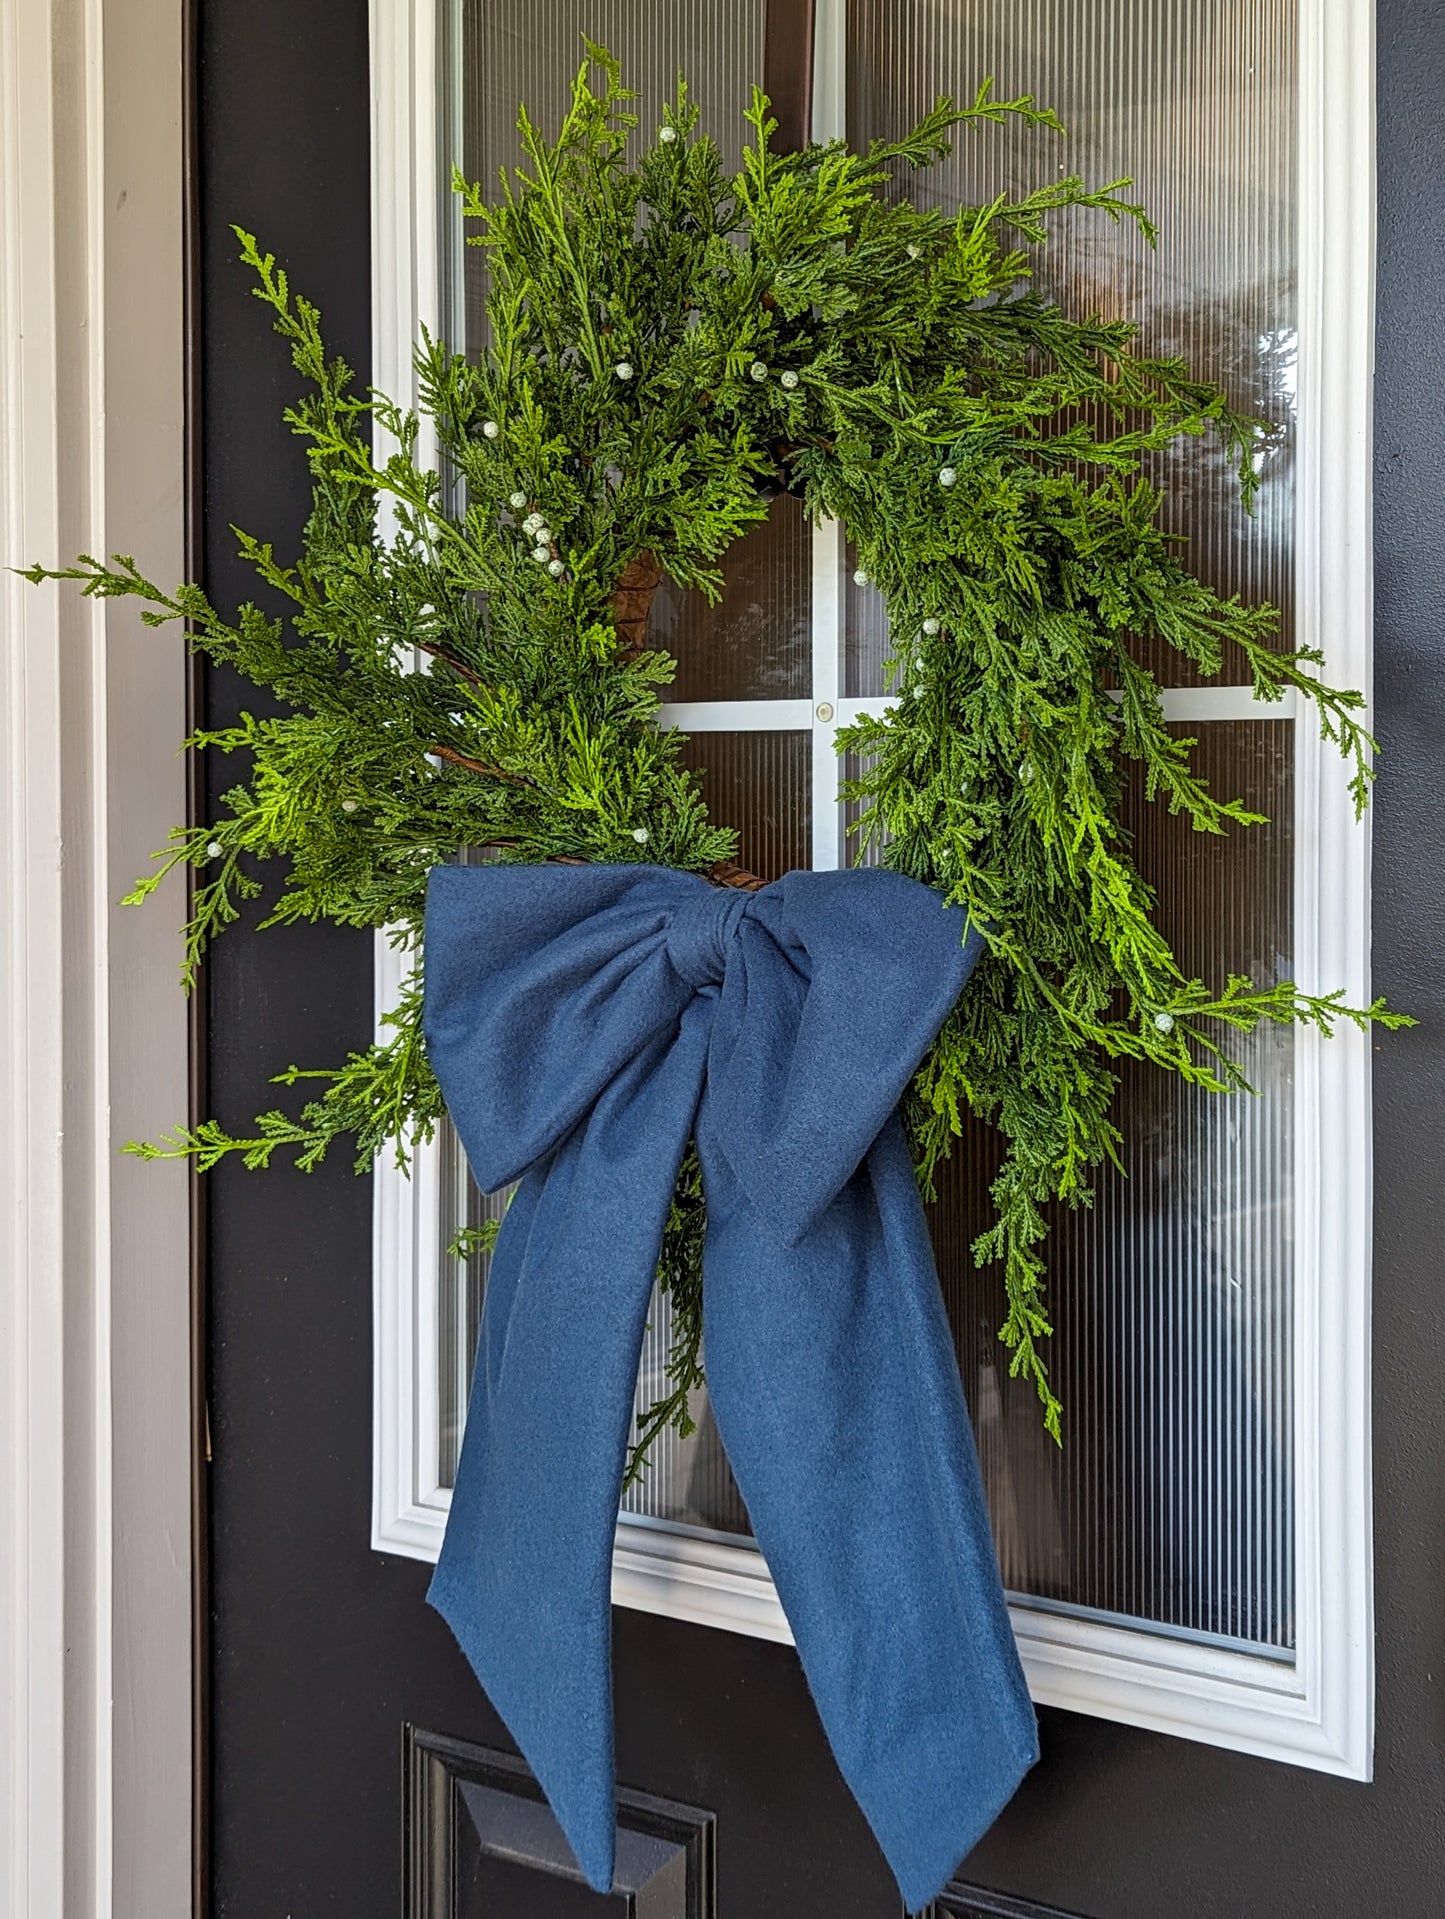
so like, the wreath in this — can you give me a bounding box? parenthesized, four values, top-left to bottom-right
(29, 49, 1404, 1467)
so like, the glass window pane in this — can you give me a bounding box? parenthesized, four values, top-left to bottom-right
(438, 1, 1302, 1658)
(441, 723, 1296, 1650)
(451, 2, 810, 703)
(454, 0, 768, 356)
(622, 1285, 753, 1535)
(624, 730, 810, 1529)
(673, 731, 812, 881)
(435, 732, 810, 1510)
(850, 723, 1293, 1648)
(438, 1129, 503, 1489)
(845, 0, 1297, 689)
(843, 540, 890, 700)
(655, 497, 812, 702)
(935, 722, 1295, 1649)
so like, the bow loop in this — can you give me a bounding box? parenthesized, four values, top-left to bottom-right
(423, 864, 700, 1191)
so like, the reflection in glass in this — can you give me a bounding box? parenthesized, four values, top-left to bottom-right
(845, 0, 1298, 688)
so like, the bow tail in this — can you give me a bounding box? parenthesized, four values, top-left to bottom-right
(699, 1115, 1039, 1914)
(428, 1016, 709, 1893)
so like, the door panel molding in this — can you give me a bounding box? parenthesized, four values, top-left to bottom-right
(403, 1726, 717, 1918)
(931, 1883, 1093, 1919)
(370, 0, 1376, 1782)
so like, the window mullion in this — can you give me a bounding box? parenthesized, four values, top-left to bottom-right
(810, 518, 843, 869)
(811, 0, 847, 145)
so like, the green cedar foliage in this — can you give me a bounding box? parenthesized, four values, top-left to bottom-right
(25, 49, 1406, 1455)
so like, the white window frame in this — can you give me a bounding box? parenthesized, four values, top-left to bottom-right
(369, 0, 1376, 1780)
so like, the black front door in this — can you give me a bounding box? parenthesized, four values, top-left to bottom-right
(200, 3, 1445, 1916)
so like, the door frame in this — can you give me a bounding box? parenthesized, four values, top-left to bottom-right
(0, 0, 194, 1914)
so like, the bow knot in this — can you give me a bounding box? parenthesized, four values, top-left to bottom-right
(421, 862, 1037, 1914)
(664, 882, 749, 989)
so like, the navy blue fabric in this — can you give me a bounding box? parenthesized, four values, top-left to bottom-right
(422, 863, 1039, 1914)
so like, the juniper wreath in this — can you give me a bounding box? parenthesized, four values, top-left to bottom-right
(30, 48, 1405, 1466)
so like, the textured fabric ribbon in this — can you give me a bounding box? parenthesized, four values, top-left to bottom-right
(422, 862, 1038, 1913)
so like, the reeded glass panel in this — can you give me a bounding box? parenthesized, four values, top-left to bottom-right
(835, 0, 1299, 1650)
(845, 0, 1297, 690)
(622, 730, 808, 1529)
(623, 1291, 753, 1535)
(848, 725, 1294, 1648)
(437, 1, 1302, 1655)
(438, 1132, 503, 1489)
(844, 540, 891, 699)
(936, 723, 1294, 1648)
(453, 1, 810, 702)
(434, 731, 810, 1503)
(674, 731, 811, 881)
(439, 2, 805, 1508)
(654, 497, 812, 702)
(454, 0, 767, 354)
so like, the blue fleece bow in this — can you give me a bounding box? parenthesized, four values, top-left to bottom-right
(422, 863, 1038, 1914)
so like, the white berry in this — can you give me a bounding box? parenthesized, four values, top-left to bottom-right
(532, 543, 551, 562)
(206, 840, 223, 859)
(523, 512, 543, 534)
(481, 419, 500, 439)
(780, 369, 799, 390)
(853, 568, 869, 586)
(922, 618, 940, 636)
(614, 361, 634, 380)
(750, 360, 768, 381)
(939, 465, 958, 487)
(548, 559, 565, 577)
(340, 800, 358, 814)
(534, 525, 552, 544)
(632, 827, 650, 843)
(658, 125, 677, 144)
(509, 491, 527, 509)
(1154, 1012, 1176, 1034)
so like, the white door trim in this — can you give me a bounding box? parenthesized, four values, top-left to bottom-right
(0, 0, 192, 1913)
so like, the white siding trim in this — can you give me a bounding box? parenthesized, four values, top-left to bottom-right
(0, 0, 192, 1911)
